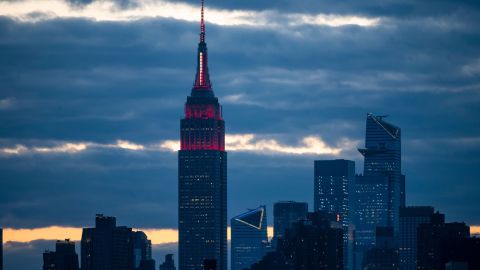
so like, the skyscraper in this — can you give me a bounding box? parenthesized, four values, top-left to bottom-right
(250, 211, 343, 270)
(273, 201, 308, 240)
(314, 159, 355, 269)
(353, 174, 389, 269)
(133, 231, 155, 270)
(231, 206, 268, 270)
(399, 206, 434, 270)
(178, 1, 227, 269)
(417, 212, 480, 270)
(358, 113, 401, 232)
(81, 214, 153, 270)
(43, 239, 80, 270)
(354, 113, 402, 269)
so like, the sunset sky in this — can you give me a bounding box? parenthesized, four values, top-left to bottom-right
(1, 0, 480, 269)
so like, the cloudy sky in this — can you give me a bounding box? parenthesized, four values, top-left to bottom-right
(1, 0, 480, 269)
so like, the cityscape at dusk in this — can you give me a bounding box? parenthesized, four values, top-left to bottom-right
(1, 0, 480, 269)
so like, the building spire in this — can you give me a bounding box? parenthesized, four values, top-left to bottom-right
(200, 0, 205, 42)
(193, 0, 212, 90)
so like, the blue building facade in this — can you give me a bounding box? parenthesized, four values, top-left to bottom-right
(231, 206, 268, 270)
(314, 159, 355, 269)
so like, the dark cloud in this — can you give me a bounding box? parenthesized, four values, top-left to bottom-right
(0, 0, 480, 269)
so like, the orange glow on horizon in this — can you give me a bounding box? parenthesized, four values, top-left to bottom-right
(3, 226, 275, 245)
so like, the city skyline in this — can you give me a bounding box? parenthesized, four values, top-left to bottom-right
(1, 0, 480, 269)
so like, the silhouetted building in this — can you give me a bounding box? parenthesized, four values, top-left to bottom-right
(353, 174, 389, 269)
(362, 227, 399, 270)
(250, 211, 343, 270)
(178, 2, 227, 270)
(358, 113, 402, 232)
(417, 212, 480, 270)
(273, 201, 308, 239)
(399, 206, 434, 270)
(231, 206, 268, 270)
(314, 159, 355, 269)
(133, 231, 154, 270)
(159, 254, 176, 270)
(81, 214, 152, 270)
(203, 259, 216, 270)
(43, 239, 79, 270)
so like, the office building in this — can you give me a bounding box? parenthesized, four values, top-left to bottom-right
(159, 254, 176, 270)
(178, 1, 227, 269)
(250, 211, 343, 270)
(42, 239, 79, 270)
(417, 212, 480, 270)
(353, 174, 389, 269)
(81, 214, 153, 270)
(358, 113, 402, 232)
(362, 227, 399, 270)
(399, 206, 434, 270)
(273, 201, 308, 239)
(133, 231, 154, 270)
(231, 206, 268, 270)
(314, 159, 355, 269)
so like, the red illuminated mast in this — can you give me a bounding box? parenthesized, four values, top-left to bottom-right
(193, 0, 212, 90)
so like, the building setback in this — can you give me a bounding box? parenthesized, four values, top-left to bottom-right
(231, 206, 268, 270)
(178, 1, 227, 269)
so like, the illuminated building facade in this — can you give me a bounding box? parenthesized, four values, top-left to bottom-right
(314, 159, 355, 269)
(359, 113, 401, 232)
(178, 1, 227, 269)
(231, 206, 268, 270)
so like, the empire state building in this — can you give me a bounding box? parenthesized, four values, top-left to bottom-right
(178, 1, 227, 269)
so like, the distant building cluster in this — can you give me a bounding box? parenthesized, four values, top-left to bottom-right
(40, 214, 175, 270)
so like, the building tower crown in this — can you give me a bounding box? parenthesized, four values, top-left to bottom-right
(193, 0, 212, 90)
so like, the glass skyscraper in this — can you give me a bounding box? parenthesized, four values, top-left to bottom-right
(399, 206, 434, 270)
(358, 113, 401, 232)
(231, 206, 268, 270)
(354, 112, 402, 270)
(314, 159, 355, 269)
(273, 201, 308, 240)
(178, 1, 227, 269)
(354, 174, 389, 269)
